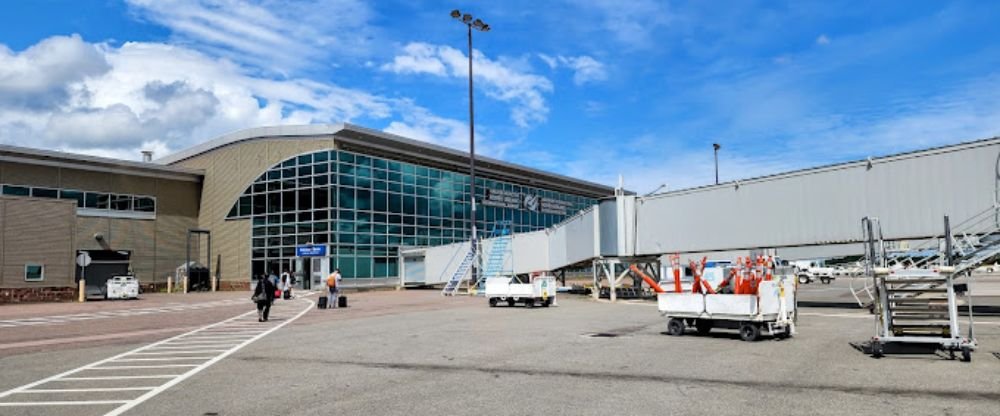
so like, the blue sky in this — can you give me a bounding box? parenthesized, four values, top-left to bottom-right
(1, 1, 998, 192)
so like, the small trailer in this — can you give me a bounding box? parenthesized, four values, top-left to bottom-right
(658, 279, 796, 341)
(106, 275, 140, 300)
(485, 275, 556, 308)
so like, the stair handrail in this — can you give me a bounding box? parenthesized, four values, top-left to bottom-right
(437, 241, 471, 285)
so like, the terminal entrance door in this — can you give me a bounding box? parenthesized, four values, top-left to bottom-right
(293, 256, 329, 291)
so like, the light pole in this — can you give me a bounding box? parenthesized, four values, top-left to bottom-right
(713, 143, 721, 185)
(451, 9, 490, 288)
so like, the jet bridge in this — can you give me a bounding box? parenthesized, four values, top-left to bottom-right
(402, 137, 1000, 292)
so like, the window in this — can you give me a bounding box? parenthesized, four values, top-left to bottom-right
(132, 196, 155, 212)
(84, 192, 107, 209)
(24, 264, 44, 282)
(2, 185, 29, 196)
(111, 194, 133, 210)
(60, 190, 85, 207)
(31, 187, 58, 198)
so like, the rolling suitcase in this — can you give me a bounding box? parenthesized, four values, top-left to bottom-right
(317, 296, 327, 309)
(338, 295, 347, 308)
(283, 290, 291, 300)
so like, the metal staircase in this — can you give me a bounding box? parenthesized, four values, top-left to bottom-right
(472, 221, 513, 294)
(852, 205, 1000, 308)
(860, 216, 978, 361)
(441, 249, 476, 296)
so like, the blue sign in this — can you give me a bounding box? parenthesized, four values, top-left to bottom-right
(296, 245, 327, 257)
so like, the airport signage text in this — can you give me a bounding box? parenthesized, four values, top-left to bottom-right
(296, 245, 328, 257)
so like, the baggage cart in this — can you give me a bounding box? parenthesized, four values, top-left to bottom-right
(658, 279, 796, 341)
(106, 275, 140, 300)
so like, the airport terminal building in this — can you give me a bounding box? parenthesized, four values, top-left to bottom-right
(0, 124, 613, 302)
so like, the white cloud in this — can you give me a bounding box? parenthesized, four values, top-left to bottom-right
(0, 34, 110, 109)
(0, 36, 476, 161)
(125, 0, 379, 74)
(537, 53, 558, 69)
(573, 0, 671, 49)
(383, 42, 553, 128)
(538, 54, 608, 85)
(816, 34, 831, 45)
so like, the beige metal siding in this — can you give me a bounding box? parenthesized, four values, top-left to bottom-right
(1, 162, 61, 188)
(1, 197, 76, 288)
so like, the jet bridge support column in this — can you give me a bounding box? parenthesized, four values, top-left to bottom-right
(593, 257, 662, 302)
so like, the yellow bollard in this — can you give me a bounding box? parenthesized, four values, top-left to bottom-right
(211, 275, 217, 292)
(183, 275, 188, 294)
(167, 276, 173, 294)
(78, 279, 85, 302)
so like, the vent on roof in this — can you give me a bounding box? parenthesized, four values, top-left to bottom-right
(141, 150, 153, 163)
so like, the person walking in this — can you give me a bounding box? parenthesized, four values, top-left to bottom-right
(280, 274, 292, 300)
(253, 275, 276, 322)
(280, 268, 292, 289)
(326, 268, 342, 309)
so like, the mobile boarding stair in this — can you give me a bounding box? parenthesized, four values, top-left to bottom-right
(441, 221, 513, 296)
(858, 209, 1000, 361)
(472, 221, 513, 295)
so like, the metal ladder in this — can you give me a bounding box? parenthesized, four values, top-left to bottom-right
(472, 221, 513, 294)
(852, 205, 1000, 308)
(862, 216, 978, 360)
(441, 249, 476, 296)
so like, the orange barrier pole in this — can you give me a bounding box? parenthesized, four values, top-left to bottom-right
(629, 264, 666, 294)
(671, 254, 682, 293)
(689, 260, 701, 294)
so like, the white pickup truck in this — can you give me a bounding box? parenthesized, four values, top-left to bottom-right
(485, 275, 556, 308)
(791, 261, 835, 284)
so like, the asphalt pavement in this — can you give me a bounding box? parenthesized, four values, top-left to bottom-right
(3, 290, 997, 415)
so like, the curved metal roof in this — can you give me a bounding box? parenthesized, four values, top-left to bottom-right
(157, 123, 616, 198)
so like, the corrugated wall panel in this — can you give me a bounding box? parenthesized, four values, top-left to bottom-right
(2, 198, 76, 288)
(510, 231, 548, 274)
(635, 142, 999, 255)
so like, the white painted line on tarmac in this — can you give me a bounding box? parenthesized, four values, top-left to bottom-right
(144, 344, 242, 350)
(102, 299, 313, 416)
(798, 312, 870, 319)
(129, 350, 228, 355)
(0, 400, 129, 406)
(0, 298, 313, 415)
(58, 375, 178, 381)
(19, 387, 156, 393)
(114, 357, 215, 362)
(0, 298, 249, 328)
(160, 341, 245, 347)
(90, 364, 200, 370)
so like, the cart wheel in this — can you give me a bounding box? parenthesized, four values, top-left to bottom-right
(695, 319, 712, 336)
(739, 323, 760, 342)
(797, 275, 810, 285)
(667, 318, 685, 336)
(489, 298, 498, 307)
(961, 346, 972, 362)
(542, 299, 551, 307)
(871, 341, 884, 358)
(820, 277, 831, 284)
(507, 298, 515, 307)
(775, 326, 792, 339)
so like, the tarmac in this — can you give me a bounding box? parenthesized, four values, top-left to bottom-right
(0, 290, 998, 415)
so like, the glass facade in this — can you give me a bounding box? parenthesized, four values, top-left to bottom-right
(228, 149, 597, 280)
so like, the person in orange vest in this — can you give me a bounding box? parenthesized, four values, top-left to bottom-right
(326, 268, 342, 309)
